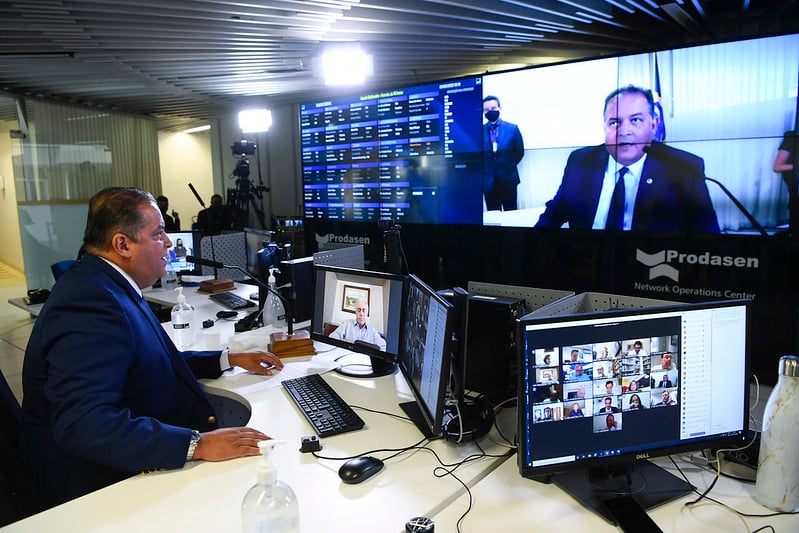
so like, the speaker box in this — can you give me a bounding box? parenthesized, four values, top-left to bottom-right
(464, 295, 525, 402)
(275, 256, 314, 323)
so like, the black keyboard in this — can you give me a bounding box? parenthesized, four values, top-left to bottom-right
(208, 291, 256, 310)
(282, 374, 365, 437)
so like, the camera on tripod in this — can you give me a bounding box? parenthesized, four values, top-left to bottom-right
(228, 140, 270, 229)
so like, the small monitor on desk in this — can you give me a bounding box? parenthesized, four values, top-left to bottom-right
(166, 231, 201, 275)
(310, 264, 404, 377)
(517, 299, 750, 524)
(397, 275, 454, 438)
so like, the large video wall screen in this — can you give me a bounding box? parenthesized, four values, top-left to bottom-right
(300, 33, 799, 235)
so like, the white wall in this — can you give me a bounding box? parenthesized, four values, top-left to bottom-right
(157, 128, 214, 230)
(0, 119, 24, 272)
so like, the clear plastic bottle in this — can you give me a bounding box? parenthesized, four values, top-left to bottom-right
(263, 268, 286, 330)
(161, 258, 179, 291)
(755, 355, 799, 512)
(171, 286, 194, 349)
(241, 440, 299, 533)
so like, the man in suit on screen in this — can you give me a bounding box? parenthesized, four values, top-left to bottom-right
(535, 85, 719, 233)
(482, 95, 525, 211)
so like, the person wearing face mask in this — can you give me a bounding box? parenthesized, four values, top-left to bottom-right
(535, 85, 719, 233)
(482, 95, 525, 211)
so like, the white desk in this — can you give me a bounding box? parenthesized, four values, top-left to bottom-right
(4, 285, 510, 532)
(430, 452, 799, 532)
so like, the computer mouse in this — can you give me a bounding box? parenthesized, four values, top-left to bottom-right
(338, 456, 384, 484)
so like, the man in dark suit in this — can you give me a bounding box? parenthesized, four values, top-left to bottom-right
(19, 187, 284, 507)
(536, 85, 719, 233)
(483, 95, 525, 211)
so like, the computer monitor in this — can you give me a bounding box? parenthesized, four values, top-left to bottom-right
(310, 264, 405, 377)
(166, 231, 201, 275)
(397, 275, 454, 439)
(517, 299, 749, 524)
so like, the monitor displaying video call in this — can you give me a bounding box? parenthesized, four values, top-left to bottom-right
(310, 264, 405, 361)
(518, 300, 748, 478)
(300, 32, 798, 235)
(165, 231, 200, 275)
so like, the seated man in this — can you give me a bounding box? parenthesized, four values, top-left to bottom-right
(329, 299, 387, 351)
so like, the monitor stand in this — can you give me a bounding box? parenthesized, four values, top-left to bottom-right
(399, 401, 439, 439)
(334, 352, 397, 378)
(550, 461, 692, 525)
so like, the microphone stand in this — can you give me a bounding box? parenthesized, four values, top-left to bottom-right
(705, 177, 768, 236)
(186, 256, 315, 357)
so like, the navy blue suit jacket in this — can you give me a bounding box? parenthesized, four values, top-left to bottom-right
(482, 119, 525, 193)
(535, 142, 720, 233)
(20, 254, 223, 506)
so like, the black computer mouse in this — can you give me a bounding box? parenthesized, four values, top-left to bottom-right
(338, 456, 384, 484)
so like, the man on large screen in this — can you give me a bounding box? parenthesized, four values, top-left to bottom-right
(482, 95, 525, 211)
(535, 85, 719, 233)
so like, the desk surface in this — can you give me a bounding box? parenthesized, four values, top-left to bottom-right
(7, 284, 794, 532)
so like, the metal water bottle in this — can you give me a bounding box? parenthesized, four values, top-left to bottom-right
(755, 355, 799, 512)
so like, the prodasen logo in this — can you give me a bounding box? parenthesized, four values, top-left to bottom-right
(315, 232, 371, 245)
(636, 248, 759, 282)
(636, 250, 679, 282)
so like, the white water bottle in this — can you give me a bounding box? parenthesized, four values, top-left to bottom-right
(241, 440, 299, 533)
(171, 286, 194, 349)
(755, 355, 799, 512)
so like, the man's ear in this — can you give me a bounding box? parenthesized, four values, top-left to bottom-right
(111, 233, 133, 258)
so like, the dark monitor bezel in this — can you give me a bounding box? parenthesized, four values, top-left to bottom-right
(243, 227, 274, 278)
(397, 274, 455, 437)
(310, 264, 405, 363)
(517, 299, 750, 480)
(166, 230, 201, 275)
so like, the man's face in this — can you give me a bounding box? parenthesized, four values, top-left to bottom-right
(482, 99, 500, 114)
(661, 353, 673, 369)
(156, 198, 168, 213)
(355, 301, 368, 327)
(604, 398, 612, 408)
(607, 415, 615, 428)
(575, 364, 583, 375)
(126, 203, 172, 288)
(577, 387, 586, 399)
(604, 92, 657, 165)
(662, 391, 670, 402)
(605, 382, 613, 393)
(570, 350, 579, 361)
(597, 367, 605, 377)
(633, 343, 642, 353)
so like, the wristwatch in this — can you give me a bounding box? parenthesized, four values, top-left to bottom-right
(186, 430, 201, 461)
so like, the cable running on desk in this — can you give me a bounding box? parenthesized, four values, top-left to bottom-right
(282, 374, 365, 437)
(208, 291, 256, 310)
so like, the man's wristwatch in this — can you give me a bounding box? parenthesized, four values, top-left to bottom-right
(186, 430, 201, 461)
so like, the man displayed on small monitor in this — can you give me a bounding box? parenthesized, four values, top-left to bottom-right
(329, 299, 387, 351)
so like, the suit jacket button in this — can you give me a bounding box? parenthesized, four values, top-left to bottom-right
(207, 415, 216, 424)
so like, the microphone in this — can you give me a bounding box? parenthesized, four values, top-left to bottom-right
(704, 176, 767, 236)
(188, 182, 206, 208)
(185, 256, 315, 360)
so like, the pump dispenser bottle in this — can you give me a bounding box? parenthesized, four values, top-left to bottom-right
(241, 440, 299, 533)
(171, 286, 194, 349)
(263, 268, 286, 330)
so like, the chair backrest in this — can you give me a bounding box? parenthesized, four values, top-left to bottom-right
(0, 370, 46, 525)
(50, 260, 76, 281)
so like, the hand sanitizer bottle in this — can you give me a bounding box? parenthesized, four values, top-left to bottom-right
(241, 440, 299, 533)
(263, 268, 286, 330)
(171, 286, 194, 349)
(161, 257, 179, 291)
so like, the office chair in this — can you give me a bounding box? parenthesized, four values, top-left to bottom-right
(50, 259, 76, 281)
(0, 370, 45, 526)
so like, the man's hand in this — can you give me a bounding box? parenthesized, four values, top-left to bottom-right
(193, 427, 270, 462)
(229, 350, 284, 376)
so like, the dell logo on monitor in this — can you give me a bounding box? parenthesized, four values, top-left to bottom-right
(636, 453, 651, 460)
